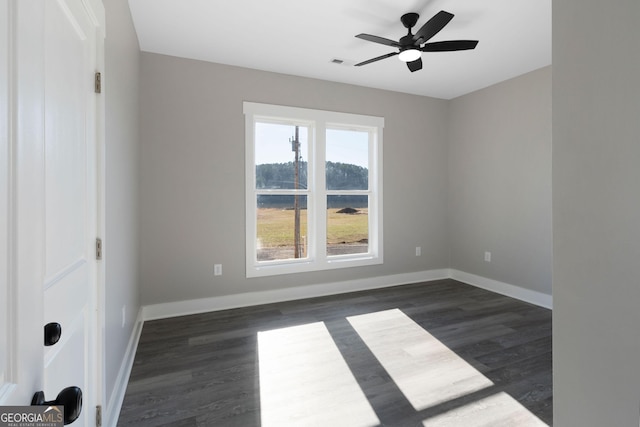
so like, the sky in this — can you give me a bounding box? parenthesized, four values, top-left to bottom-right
(255, 122, 369, 168)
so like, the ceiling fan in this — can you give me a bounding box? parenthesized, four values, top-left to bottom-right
(354, 11, 478, 72)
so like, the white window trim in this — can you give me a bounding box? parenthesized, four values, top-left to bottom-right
(244, 102, 384, 278)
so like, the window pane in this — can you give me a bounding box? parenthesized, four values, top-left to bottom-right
(257, 195, 308, 261)
(327, 195, 368, 256)
(326, 129, 368, 190)
(255, 122, 308, 189)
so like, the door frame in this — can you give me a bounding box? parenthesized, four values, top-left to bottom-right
(94, 0, 107, 409)
(0, 0, 13, 403)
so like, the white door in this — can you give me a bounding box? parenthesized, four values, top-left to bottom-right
(0, 0, 104, 425)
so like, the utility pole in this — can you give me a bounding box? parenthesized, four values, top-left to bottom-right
(291, 126, 301, 258)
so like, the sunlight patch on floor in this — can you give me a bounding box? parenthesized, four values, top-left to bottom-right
(422, 391, 548, 427)
(257, 322, 379, 427)
(348, 309, 548, 426)
(347, 308, 495, 411)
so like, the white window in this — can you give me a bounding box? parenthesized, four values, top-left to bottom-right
(244, 102, 383, 278)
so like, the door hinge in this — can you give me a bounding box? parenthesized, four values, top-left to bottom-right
(96, 405, 102, 427)
(94, 72, 101, 93)
(96, 238, 102, 260)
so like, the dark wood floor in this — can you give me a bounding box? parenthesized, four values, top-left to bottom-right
(117, 279, 552, 426)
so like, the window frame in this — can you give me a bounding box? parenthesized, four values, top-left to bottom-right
(244, 102, 384, 278)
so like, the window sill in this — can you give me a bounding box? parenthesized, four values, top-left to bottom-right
(247, 255, 383, 278)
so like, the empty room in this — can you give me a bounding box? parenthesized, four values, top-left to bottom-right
(2, 0, 639, 426)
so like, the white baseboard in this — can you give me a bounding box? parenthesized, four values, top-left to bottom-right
(450, 269, 552, 309)
(105, 308, 145, 427)
(142, 269, 552, 321)
(142, 269, 450, 321)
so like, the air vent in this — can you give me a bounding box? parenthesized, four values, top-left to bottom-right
(331, 58, 345, 65)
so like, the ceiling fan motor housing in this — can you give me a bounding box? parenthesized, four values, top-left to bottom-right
(399, 35, 414, 46)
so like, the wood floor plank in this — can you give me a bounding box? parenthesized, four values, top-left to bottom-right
(118, 279, 552, 426)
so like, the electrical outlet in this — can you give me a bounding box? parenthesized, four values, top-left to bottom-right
(415, 247, 421, 256)
(484, 251, 492, 262)
(214, 264, 222, 276)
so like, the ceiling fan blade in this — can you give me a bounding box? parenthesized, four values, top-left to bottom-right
(355, 52, 399, 67)
(421, 40, 479, 52)
(413, 10, 454, 44)
(406, 57, 422, 72)
(355, 33, 401, 48)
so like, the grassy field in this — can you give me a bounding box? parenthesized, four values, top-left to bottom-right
(256, 208, 368, 248)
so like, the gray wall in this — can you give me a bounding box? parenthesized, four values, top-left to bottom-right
(139, 53, 450, 305)
(553, 1, 640, 426)
(448, 67, 552, 295)
(104, 0, 140, 409)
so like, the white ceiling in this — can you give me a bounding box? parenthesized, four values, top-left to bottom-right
(128, 0, 551, 100)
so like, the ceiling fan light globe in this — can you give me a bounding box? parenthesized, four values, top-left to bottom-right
(399, 49, 421, 62)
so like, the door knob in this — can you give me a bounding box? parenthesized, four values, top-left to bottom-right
(31, 386, 82, 425)
(44, 322, 62, 346)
